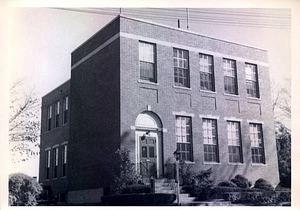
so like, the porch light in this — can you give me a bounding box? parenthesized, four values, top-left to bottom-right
(141, 130, 150, 140)
(173, 149, 180, 161)
(173, 149, 180, 205)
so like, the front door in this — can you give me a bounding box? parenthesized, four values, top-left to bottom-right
(140, 136, 157, 178)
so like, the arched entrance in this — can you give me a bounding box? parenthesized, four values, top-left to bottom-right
(135, 111, 163, 179)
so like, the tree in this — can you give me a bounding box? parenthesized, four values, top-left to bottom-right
(276, 124, 291, 188)
(9, 173, 43, 206)
(9, 79, 40, 163)
(271, 79, 291, 188)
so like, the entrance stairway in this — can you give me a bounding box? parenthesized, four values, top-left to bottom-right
(154, 179, 231, 206)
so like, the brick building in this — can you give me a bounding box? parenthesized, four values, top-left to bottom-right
(39, 15, 279, 204)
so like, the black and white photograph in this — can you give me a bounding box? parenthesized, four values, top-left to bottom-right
(1, 0, 299, 208)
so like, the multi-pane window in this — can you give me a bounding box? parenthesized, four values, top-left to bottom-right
(176, 116, 192, 161)
(227, 121, 243, 163)
(62, 145, 67, 177)
(63, 96, 68, 124)
(223, 59, 238, 94)
(245, 63, 259, 98)
(53, 147, 59, 178)
(47, 106, 52, 131)
(202, 119, 219, 162)
(45, 150, 51, 179)
(200, 54, 214, 91)
(249, 123, 265, 164)
(173, 48, 189, 87)
(55, 101, 60, 128)
(139, 42, 156, 82)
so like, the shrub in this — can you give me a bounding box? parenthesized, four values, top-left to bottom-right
(231, 175, 252, 188)
(229, 191, 276, 204)
(101, 193, 176, 205)
(218, 180, 237, 187)
(184, 167, 214, 201)
(211, 186, 259, 200)
(9, 173, 42, 206)
(121, 184, 152, 194)
(254, 179, 274, 191)
(110, 149, 142, 195)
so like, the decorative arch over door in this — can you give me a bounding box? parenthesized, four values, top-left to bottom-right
(135, 111, 163, 179)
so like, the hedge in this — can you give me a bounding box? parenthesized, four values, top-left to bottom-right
(121, 184, 152, 194)
(101, 193, 176, 206)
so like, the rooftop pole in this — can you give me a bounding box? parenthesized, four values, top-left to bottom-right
(186, 8, 189, 30)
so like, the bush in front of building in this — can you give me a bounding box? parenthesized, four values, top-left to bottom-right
(217, 180, 237, 187)
(230, 174, 252, 188)
(121, 184, 152, 194)
(9, 173, 42, 206)
(110, 149, 142, 195)
(254, 178, 274, 191)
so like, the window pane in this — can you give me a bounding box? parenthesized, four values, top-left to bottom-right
(142, 146, 147, 158)
(139, 42, 156, 82)
(174, 48, 189, 87)
(250, 123, 265, 163)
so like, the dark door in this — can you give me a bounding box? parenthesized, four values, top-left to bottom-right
(140, 137, 157, 178)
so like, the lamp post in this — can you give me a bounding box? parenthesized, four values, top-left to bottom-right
(173, 150, 180, 206)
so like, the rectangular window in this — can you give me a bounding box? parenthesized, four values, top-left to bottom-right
(47, 106, 52, 131)
(200, 54, 214, 91)
(45, 150, 51, 179)
(245, 63, 259, 98)
(55, 101, 60, 128)
(227, 121, 243, 163)
(173, 48, 189, 87)
(139, 42, 156, 82)
(176, 116, 192, 161)
(62, 145, 67, 177)
(223, 59, 238, 94)
(53, 147, 59, 178)
(63, 96, 68, 124)
(202, 119, 219, 162)
(249, 123, 265, 164)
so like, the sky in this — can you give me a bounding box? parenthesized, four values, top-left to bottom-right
(5, 4, 296, 179)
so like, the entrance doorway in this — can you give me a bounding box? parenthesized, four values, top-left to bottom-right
(135, 111, 163, 178)
(140, 136, 157, 178)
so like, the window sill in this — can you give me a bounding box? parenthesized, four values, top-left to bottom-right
(203, 162, 221, 165)
(200, 89, 216, 94)
(182, 161, 195, 164)
(173, 86, 192, 91)
(246, 96, 261, 101)
(52, 178, 58, 180)
(60, 176, 67, 179)
(138, 80, 158, 86)
(228, 162, 245, 166)
(251, 163, 266, 166)
(224, 93, 240, 98)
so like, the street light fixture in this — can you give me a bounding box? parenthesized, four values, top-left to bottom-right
(173, 150, 180, 205)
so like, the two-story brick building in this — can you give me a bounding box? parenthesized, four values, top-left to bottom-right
(39, 15, 279, 204)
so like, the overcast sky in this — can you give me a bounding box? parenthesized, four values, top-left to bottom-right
(7, 6, 294, 178)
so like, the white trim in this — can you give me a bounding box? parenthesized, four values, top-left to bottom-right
(251, 163, 267, 167)
(52, 144, 59, 148)
(45, 147, 51, 151)
(228, 163, 245, 166)
(120, 32, 269, 67)
(61, 141, 68, 145)
(203, 162, 221, 165)
(172, 111, 194, 117)
(247, 120, 264, 124)
(224, 117, 243, 122)
(172, 86, 192, 91)
(199, 114, 219, 120)
(200, 90, 217, 94)
(71, 33, 120, 70)
(162, 128, 168, 133)
(224, 93, 240, 98)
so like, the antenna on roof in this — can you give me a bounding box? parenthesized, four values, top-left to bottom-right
(178, 19, 180, 28)
(120, 8, 121, 15)
(186, 8, 189, 30)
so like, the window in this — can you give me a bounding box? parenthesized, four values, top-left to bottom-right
(176, 116, 192, 161)
(47, 106, 52, 131)
(173, 48, 189, 87)
(202, 119, 219, 162)
(249, 123, 265, 164)
(200, 54, 214, 91)
(55, 101, 60, 128)
(63, 96, 68, 124)
(53, 147, 59, 178)
(227, 121, 243, 163)
(245, 63, 259, 98)
(45, 150, 51, 179)
(62, 145, 67, 177)
(223, 59, 237, 94)
(139, 42, 156, 82)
